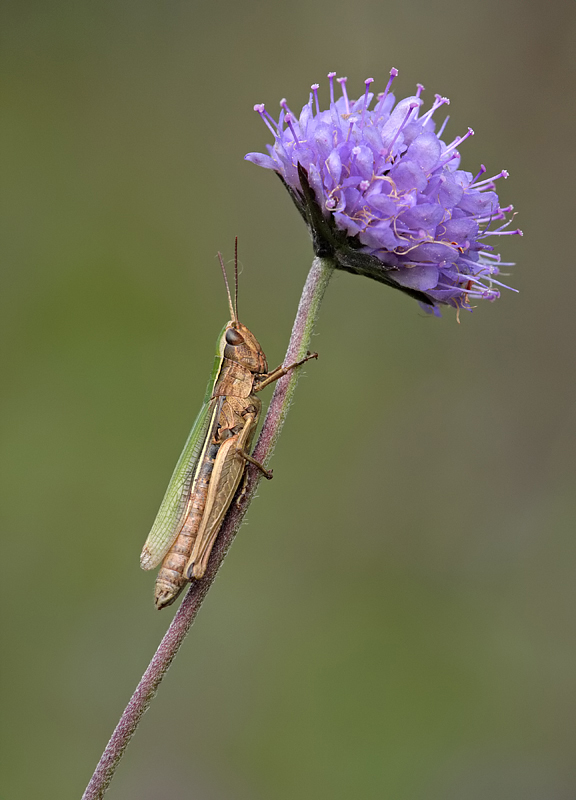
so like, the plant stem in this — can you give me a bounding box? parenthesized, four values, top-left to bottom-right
(81, 255, 335, 800)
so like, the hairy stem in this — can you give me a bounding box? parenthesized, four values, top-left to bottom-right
(82, 255, 335, 800)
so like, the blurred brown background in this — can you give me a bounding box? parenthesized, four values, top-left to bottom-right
(1, 1, 575, 798)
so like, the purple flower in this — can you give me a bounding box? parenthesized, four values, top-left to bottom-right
(246, 69, 522, 314)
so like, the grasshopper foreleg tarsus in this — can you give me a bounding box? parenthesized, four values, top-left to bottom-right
(255, 350, 319, 393)
(289, 350, 319, 369)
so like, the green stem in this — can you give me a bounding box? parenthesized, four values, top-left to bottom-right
(81, 255, 335, 800)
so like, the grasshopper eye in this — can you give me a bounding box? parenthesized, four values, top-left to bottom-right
(225, 328, 244, 346)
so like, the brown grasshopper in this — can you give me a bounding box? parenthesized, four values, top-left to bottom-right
(140, 244, 317, 609)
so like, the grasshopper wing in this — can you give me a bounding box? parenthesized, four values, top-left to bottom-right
(140, 396, 222, 570)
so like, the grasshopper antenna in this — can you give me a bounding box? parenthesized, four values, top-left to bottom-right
(234, 236, 239, 323)
(218, 251, 237, 325)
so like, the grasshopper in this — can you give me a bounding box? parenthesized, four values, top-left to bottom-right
(140, 244, 317, 609)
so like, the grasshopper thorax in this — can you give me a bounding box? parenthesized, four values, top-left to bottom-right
(222, 321, 268, 375)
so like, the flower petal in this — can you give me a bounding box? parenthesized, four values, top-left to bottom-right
(245, 152, 276, 169)
(398, 204, 445, 233)
(406, 132, 442, 172)
(393, 264, 439, 290)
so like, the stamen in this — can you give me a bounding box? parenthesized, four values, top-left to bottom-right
(437, 115, 450, 138)
(480, 213, 520, 237)
(386, 102, 419, 159)
(337, 77, 350, 114)
(452, 273, 504, 301)
(375, 67, 399, 116)
(436, 151, 461, 170)
(279, 98, 296, 118)
(253, 104, 279, 137)
(284, 113, 300, 145)
(327, 72, 336, 105)
(471, 164, 487, 185)
(459, 127, 474, 146)
(484, 228, 523, 237)
(443, 128, 474, 156)
(476, 205, 514, 224)
(476, 211, 506, 224)
(444, 135, 461, 152)
(311, 83, 320, 115)
(415, 83, 425, 98)
(481, 276, 518, 291)
(345, 117, 358, 142)
(420, 95, 450, 126)
(461, 275, 484, 289)
(473, 169, 509, 188)
(361, 78, 374, 125)
(482, 212, 518, 233)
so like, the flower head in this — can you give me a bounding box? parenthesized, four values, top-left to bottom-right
(246, 69, 521, 314)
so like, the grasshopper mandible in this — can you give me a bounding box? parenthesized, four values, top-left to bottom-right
(140, 243, 317, 609)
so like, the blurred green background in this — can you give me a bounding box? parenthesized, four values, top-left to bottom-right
(2, 1, 575, 798)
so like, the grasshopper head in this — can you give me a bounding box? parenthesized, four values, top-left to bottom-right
(222, 321, 268, 374)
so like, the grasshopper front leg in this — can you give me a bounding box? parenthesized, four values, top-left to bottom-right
(254, 351, 318, 393)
